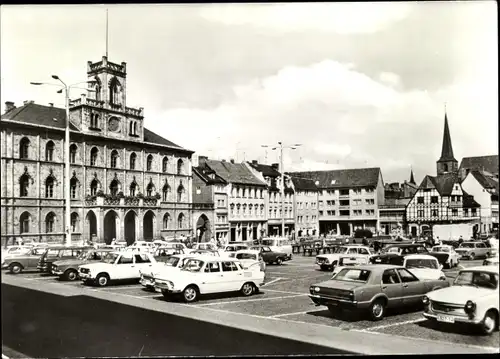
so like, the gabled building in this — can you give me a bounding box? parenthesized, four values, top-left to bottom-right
(247, 161, 295, 236)
(202, 158, 267, 242)
(461, 170, 499, 234)
(459, 155, 499, 180)
(1, 56, 194, 246)
(288, 176, 319, 237)
(290, 167, 384, 236)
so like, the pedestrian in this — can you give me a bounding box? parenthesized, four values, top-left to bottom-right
(362, 236, 368, 246)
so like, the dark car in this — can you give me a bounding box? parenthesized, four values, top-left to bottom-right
(249, 245, 288, 265)
(369, 243, 429, 265)
(2, 247, 48, 274)
(37, 246, 92, 274)
(51, 248, 114, 280)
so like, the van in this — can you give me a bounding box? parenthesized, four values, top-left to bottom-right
(261, 238, 293, 260)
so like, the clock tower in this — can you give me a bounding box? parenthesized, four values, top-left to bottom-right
(69, 56, 144, 142)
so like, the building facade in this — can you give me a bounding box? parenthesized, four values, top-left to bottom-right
(289, 176, 319, 237)
(458, 155, 499, 181)
(291, 168, 385, 236)
(1, 55, 194, 246)
(379, 198, 411, 236)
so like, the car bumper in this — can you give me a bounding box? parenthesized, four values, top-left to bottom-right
(37, 265, 51, 272)
(140, 278, 157, 288)
(154, 284, 181, 293)
(53, 270, 64, 276)
(308, 294, 367, 309)
(423, 312, 482, 325)
(79, 272, 94, 280)
(2, 263, 9, 269)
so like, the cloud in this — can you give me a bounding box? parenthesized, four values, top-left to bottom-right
(199, 3, 413, 34)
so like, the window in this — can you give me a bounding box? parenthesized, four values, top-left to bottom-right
(417, 197, 424, 204)
(417, 209, 424, 217)
(146, 155, 153, 171)
(382, 269, 400, 284)
(431, 209, 438, 217)
(127, 152, 136, 170)
(359, 248, 370, 255)
(71, 212, 78, 232)
(20, 212, 31, 233)
(19, 137, 30, 159)
(109, 180, 119, 196)
(204, 262, 221, 273)
(177, 185, 184, 202)
(110, 150, 119, 168)
(464, 209, 469, 217)
(109, 77, 120, 105)
(135, 254, 151, 264)
(178, 213, 185, 229)
(222, 261, 238, 272)
(163, 213, 170, 229)
(472, 208, 477, 216)
(118, 256, 133, 264)
(452, 209, 458, 217)
(90, 179, 98, 196)
(162, 157, 168, 172)
(70, 177, 78, 199)
(45, 177, 55, 198)
(443, 163, 449, 172)
(70, 144, 77, 164)
(397, 268, 419, 283)
(365, 199, 375, 205)
(45, 212, 56, 233)
(90, 113, 100, 128)
(20, 174, 30, 197)
(45, 141, 55, 161)
(90, 147, 98, 166)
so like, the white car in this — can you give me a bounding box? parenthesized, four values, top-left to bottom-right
(219, 243, 249, 255)
(228, 250, 266, 272)
(79, 251, 157, 287)
(1, 246, 33, 263)
(423, 266, 499, 335)
(192, 243, 219, 251)
(404, 254, 446, 281)
(430, 245, 460, 268)
(140, 253, 195, 291)
(126, 241, 156, 253)
(455, 242, 491, 260)
(483, 253, 499, 266)
(154, 257, 265, 303)
(316, 245, 373, 271)
(261, 237, 293, 260)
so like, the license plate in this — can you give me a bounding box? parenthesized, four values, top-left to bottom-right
(375, 259, 381, 262)
(437, 314, 455, 323)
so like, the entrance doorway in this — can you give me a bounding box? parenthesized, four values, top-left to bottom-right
(124, 211, 137, 245)
(339, 223, 350, 236)
(143, 210, 155, 241)
(86, 211, 97, 241)
(103, 210, 118, 244)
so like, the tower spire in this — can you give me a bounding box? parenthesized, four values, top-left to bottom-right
(438, 109, 456, 162)
(409, 166, 416, 185)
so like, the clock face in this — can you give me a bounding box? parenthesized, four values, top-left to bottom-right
(108, 117, 120, 132)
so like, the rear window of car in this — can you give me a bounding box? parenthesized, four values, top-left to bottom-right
(335, 268, 371, 283)
(236, 253, 257, 260)
(262, 239, 276, 246)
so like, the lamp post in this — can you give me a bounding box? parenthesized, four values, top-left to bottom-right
(262, 142, 301, 237)
(31, 78, 95, 246)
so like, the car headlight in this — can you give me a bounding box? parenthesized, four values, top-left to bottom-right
(439, 275, 447, 281)
(314, 286, 320, 292)
(422, 296, 430, 305)
(464, 300, 476, 314)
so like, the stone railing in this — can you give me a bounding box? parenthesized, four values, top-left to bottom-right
(89, 61, 102, 71)
(125, 197, 140, 206)
(144, 198, 157, 207)
(85, 198, 97, 206)
(108, 103, 122, 111)
(104, 197, 121, 206)
(125, 107, 143, 117)
(107, 61, 125, 72)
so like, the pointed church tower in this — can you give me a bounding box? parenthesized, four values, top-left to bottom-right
(409, 168, 416, 185)
(436, 111, 458, 175)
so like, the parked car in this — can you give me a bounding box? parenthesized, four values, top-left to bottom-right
(219, 243, 249, 254)
(153, 257, 265, 302)
(153, 246, 185, 261)
(250, 245, 288, 265)
(423, 266, 499, 334)
(455, 242, 491, 260)
(308, 264, 450, 321)
(403, 254, 446, 281)
(1, 245, 34, 263)
(192, 243, 219, 251)
(140, 253, 195, 291)
(338, 249, 375, 267)
(79, 251, 157, 287)
(260, 237, 293, 260)
(125, 241, 156, 253)
(51, 248, 114, 281)
(190, 249, 220, 257)
(428, 245, 460, 269)
(369, 243, 429, 265)
(483, 253, 499, 266)
(228, 250, 266, 272)
(37, 246, 92, 274)
(316, 245, 372, 271)
(2, 247, 48, 274)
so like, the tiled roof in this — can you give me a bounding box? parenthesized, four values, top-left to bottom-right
(289, 176, 319, 191)
(460, 155, 499, 174)
(290, 167, 381, 188)
(193, 166, 226, 185)
(463, 192, 481, 208)
(143, 128, 181, 148)
(248, 162, 281, 177)
(470, 170, 499, 191)
(205, 160, 267, 187)
(419, 173, 459, 196)
(380, 198, 411, 208)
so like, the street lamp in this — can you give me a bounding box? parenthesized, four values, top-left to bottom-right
(31, 77, 95, 246)
(262, 142, 302, 237)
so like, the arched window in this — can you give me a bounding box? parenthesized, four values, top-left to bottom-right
(70, 144, 77, 164)
(146, 182, 155, 197)
(45, 141, 55, 161)
(19, 212, 31, 233)
(90, 113, 100, 128)
(109, 77, 120, 105)
(110, 150, 119, 169)
(130, 181, 137, 196)
(177, 213, 185, 229)
(162, 183, 170, 201)
(45, 212, 56, 233)
(70, 177, 78, 199)
(90, 179, 98, 196)
(133, 122, 137, 135)
(20, 173, 30, 197)
(232, 187, 237, 197)
(146, 154, 153, 171)
(109, 180, 119, 196)
(45, 177, 55, 198)
(95, 84, 101, 102)
(129, 152, 136, 170)
(90, 147, 98, 166)
(19, 137, 30, 159)
(71, 212, 79, 232)
(163, 213, 170, 229)
(129, 121, 134, 135)
(177, 159, 184, 175)
(162, 157, 168, 173)
(443, 163, 448, 172)
(177, 184, 184, 202)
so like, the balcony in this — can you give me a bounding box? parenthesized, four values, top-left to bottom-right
(193, 203, 214, 210)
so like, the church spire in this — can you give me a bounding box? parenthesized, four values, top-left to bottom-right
(436, 108, 458, 175)
(409, 167, 416, 185)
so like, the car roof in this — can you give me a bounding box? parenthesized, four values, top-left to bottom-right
(46, 246, 92, 250)
(340, 264, 402, 271)
(404, 254, 438, 260)
(460, 266, 499, 274)
(386, 243, 424, 248)
(235, 249, 260, 254)
(186, 255, 234, 262)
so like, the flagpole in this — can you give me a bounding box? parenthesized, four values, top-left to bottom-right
(106, 8, 109, 58)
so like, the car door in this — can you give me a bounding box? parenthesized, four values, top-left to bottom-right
(115, 254, 135, 279)
(396, 268, 426, 306)
(28, 248, 44, 267)
(221, 261, 242, 291)
(381, 269, 404, 308)
(199, 261, 224, 294)
(476, 243, 487, 257)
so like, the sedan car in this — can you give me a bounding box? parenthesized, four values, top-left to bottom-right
(140, 253, 194, 291)
(228, 250, 266, 272)
(423, 266, 499, 334)
(308, 264, 450, 321)
(51, 248, 114, 281)
(2, 247, 48, 274)
(428, 245, 460, 269)
(250, 245, 288, 265)
(455, 242, 491, 260)
(403, 254, 446, 281)
(369, 244, 429, 265)
(316, 245, 372, 271)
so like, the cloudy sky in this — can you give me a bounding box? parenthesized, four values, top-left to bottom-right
(1, 2, 497, 183)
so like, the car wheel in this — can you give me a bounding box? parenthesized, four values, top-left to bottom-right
(9, 263, 23, 274)
(369, 299, 386, 321)
(64, 269, 78, 281)
(469, 253, 475, 260)
(481, 310, 498, 335)
(276, 258, 283, 265)
(182, 285, 199, 303)
(95, 273, 110, 287)
(240, 282, 255, 297)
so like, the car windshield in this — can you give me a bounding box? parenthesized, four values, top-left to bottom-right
(261, 239, 276, 246)
(334, 268, 371, 282)
(454, 271, 498, 289)
(237, 253, 257, 260)
(406, 258, 439, 269)
(182, 259, 204, 272)
(77, 251, 90, 260)
(102, 253, 120, 264)
(165, 256, 180, 267)
(334, 247, 349, 254)
(459, 243, 474, 248)
(432, 247, 449, 253)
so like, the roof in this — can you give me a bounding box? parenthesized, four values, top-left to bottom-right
(143, 128, 182, 148)
(460, 155, 499, 174)
(192, 166, 227, 185)
(438, 112, 457, 162)
(470, 170, 499, 191)
(289, 176, 319, 191)
(247, 162, 281, 177)
(463, 193, 481, 208)
(419, 173, 459, 196)
(290, 167, 381, 188)
(404, 254, 438, 260)
(461, 265, 499, 274)
(380, 198, 411, 208)
(205, 160, 267, 187)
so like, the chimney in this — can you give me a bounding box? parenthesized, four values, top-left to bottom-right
(252, 160, 258, 165)
(271, 163, 279, 171)
(198, 155, 208, 167)
(49, 103, 54, 107)
(230, 159, 235, 164)
(4, 101, 16, 114)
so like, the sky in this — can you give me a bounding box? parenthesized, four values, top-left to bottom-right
(1, 2, 498, 184)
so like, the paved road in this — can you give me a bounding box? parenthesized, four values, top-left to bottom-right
(1, 284, 350, 358)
